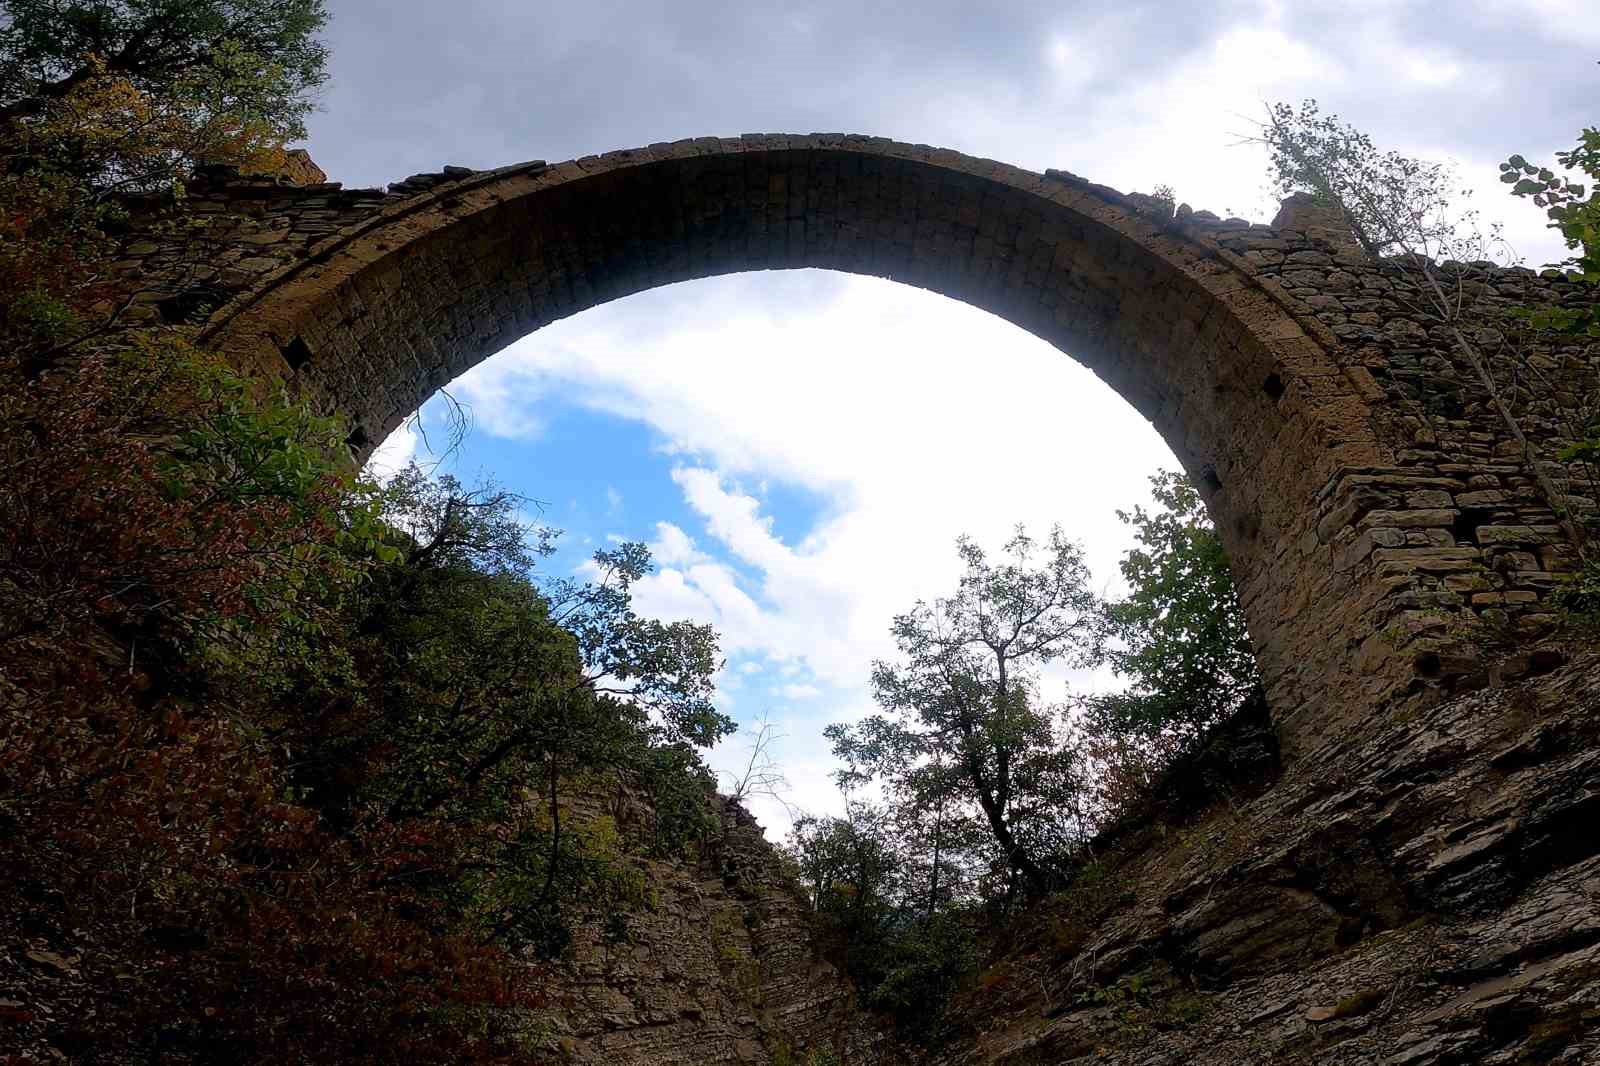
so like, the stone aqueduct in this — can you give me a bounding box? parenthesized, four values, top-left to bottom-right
(115, 134, 1600, 757)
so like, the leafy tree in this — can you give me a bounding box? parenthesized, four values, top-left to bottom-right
(1090, 470, 1259, 743)
(860, 907, 979, 1041)
(0, 2, 699, 1057)
(296, 464, 732, 957)
(544, 538, 731, 748)
(1501, 128, 1600, 535)
(828, 526, 1102, 897)
(790, 803, 902, 935)
(785, 802, 980, 1044)
(1502, 128, 1600, 323)
(0, 346, 546, 1062)
(0, 0, 331, 370)
(1259, 99, 1485, 260)
(0, 0, 328, 175)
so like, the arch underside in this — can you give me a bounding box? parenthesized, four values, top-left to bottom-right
(276, 150, 1352, 521)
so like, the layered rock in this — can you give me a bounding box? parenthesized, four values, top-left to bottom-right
(524, 795, 900, 1065)
(929, 650, 1600, 1064)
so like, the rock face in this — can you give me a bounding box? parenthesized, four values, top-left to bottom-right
(511, 649, 1600, 1066)
(926, 650, 1600, 1065)
(526, 795, 900, 1065)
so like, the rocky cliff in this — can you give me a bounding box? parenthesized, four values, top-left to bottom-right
(925, 649, 1600, 1064)
(521, 793, 901, 1065)
(513, 645, 1597, 1065)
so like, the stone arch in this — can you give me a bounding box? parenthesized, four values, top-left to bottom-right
(198, 134, 1400, 753)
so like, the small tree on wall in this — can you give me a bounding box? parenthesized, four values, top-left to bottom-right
(1256, 100, 1591, 557)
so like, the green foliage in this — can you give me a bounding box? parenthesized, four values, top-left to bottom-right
(862, 907, 980, 1041)
(273, 461, 731, 958)
(1, 351, 732, 1054)
(636, 739, 722, 857)
(544, 539, 732, 748)
(785, 804, 982, 1044)
(829, 525, 1102, 897)
(1, 0, 330, 184)
(0, 340, 548, 1061)
(1502, 129, 1600, 331)
(1071, 965, 1212, 1044)
(0, 3, 729, 1058)
(1551, 557, 1600, 622)
(1501, 122, 1600, 551)
(1090, 470, 1259, 745)
(0, 0, 332, 377)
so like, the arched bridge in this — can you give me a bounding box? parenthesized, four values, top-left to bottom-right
(113, 134, 1595, 756)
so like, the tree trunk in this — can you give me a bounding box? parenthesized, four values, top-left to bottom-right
(965, 747, 1047, 894)
(537, 751, 562, 906)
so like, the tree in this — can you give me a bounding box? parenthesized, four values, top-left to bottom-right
(789, 803, 901, 931)
(0, 0, 329, 178)
(722, 710, 795, 814)
(1, 0, 332, 371)
(784, 800, 980, 1044)
(1502, 129, 1600, 322)
(314, 464, 732, 955)
(828, 526, 1102, 897)
(1090, 470, 1259, 743)
(1500, 125, 1600, 611)
(1256, 100, 1587, 555)
(544, 538, 731, 749)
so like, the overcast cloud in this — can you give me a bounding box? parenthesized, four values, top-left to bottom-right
(345, 0, 1599, 835)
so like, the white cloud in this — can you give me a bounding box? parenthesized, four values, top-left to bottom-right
(361, 419, 418, 479)
(648, 521, 709, 568)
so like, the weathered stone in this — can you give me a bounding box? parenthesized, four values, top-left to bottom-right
(1361, 508, 1458, 530)
(1405, 490, 1455, 509)
(1477, 525, 1559, 545)
(926, 653, 1600, 1066)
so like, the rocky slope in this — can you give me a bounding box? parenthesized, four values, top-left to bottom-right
(926, 648, 1600, 1064)
(522, 794, 901, 1064)
(514, 647, 1599, 1065)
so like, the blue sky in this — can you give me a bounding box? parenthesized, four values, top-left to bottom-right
(332, 0, 1595, 837)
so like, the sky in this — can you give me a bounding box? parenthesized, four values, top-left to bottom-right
(312, 0, 1599, 838)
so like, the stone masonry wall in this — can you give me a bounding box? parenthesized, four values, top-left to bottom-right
(90, 135, 1600, 1066)
(107, 156, 476, 328)
(1194, 194, 1596, 706)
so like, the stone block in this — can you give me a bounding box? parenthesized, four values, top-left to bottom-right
(1360, 509, 1458, 530)
(1476, 525, 1556, 545)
